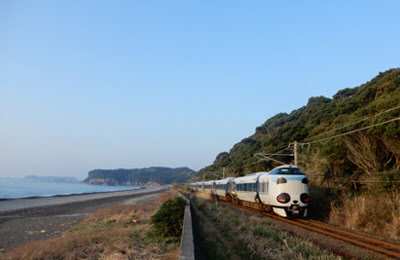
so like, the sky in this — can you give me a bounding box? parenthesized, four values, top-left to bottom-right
(1, 1, 399, 179)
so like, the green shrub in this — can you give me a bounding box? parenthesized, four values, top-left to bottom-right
(151, 196, 187, 237)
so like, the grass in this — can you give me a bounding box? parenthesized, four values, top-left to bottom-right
(327, 189, 400, 241)
(192, 196, 342, 260)
(2, 192, 180, 260)
(309, 184, 400, 242)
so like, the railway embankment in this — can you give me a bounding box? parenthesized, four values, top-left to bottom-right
(190, 191, 394, 259)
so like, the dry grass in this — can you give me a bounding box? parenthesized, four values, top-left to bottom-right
(329, 190, 400, 241)
(2, 192, 179, 260)
(192, 196, 341, 260)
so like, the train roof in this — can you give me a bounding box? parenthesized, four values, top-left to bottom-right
(273, 164, 300, 169)
(234, 172, 264, 182)
(245, 172, 268, 176)
(214, 177, 234, 184)
(267, 165, 305, 175)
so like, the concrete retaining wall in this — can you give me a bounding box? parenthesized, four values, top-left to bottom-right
(175, 191, 195, 260)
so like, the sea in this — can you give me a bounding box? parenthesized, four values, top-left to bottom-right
(0, 178, 139, 199)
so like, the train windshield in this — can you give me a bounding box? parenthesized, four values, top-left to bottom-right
(269, 167, 305, 175)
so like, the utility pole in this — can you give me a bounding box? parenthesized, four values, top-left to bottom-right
(294, 141, 298, 166)
(223, 167, 225, 179)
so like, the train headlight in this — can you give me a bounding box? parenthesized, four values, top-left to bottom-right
(300, 193, 310, 203)
(277, 177, 287, 184)
(276, 193, 290, 203)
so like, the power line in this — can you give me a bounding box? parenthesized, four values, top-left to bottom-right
(242, 106, 400, 171)
(249, 115, 400, 167)
(311, 180, 400, 184)
(311, 173, 399, 177)
(253, 115, 400, 166)
(304, 104, 400, 142)
(306, 116, 400, 144)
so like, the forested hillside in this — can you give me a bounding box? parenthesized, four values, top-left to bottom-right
(199, 68, 400, 181)
(84, 167, 196, 186)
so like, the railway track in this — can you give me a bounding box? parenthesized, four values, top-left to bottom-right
(213, 196, 400, 259)
(281, 217, 400, 259)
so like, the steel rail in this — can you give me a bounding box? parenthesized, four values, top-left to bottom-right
(296, 219, 400, 252)
(275, 217, 400, 259)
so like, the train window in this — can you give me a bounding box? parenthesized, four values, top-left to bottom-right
(269, 167, 305, 175)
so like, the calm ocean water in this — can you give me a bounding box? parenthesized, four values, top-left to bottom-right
(0, 178, 139, 199)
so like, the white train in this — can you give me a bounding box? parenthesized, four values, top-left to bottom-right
(191, 165, 310, 218)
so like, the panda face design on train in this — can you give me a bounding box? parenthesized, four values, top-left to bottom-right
(258, 165, 309, 217)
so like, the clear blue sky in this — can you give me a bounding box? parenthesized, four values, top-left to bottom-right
(1, 1, 399, 179)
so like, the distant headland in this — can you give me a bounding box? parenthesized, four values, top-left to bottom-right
(83, 167, 197, 186)
(24, 175, 80, 183)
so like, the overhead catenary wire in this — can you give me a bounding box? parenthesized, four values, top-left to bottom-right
(242, 145, 292, 167)
(252, 146, 294, 166)
(258, 144, 291, 155)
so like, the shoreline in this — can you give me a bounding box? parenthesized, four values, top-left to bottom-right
(0, 186, 164, 213)
(0, 178, 145, 201)
(0, 186, 143, 202)
(0, 186, 170, 252)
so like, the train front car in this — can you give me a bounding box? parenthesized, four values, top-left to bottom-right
(259, 165, 310, 218)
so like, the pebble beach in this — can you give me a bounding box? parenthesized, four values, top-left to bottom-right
(0, 186, 169, 253)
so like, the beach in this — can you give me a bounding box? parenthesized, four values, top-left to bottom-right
(0, 186, 169, 253)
